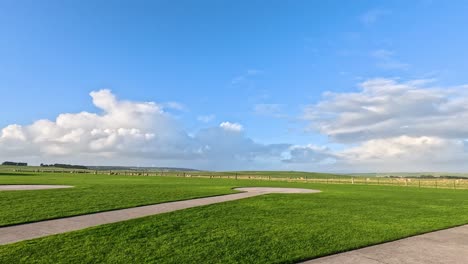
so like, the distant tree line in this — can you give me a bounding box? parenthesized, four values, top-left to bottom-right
(2, 161, 28, 166)
(40, 163, 88, 170)
(417, 175, 436, 178)
(388, 174, 468, 179)
(413, 175, 468, 179)
(439, 175, 468, 179)
(86, 166, 200, 171)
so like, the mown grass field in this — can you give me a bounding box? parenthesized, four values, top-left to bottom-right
(0, 173, 237, 226)
(1, 172, 468, 263)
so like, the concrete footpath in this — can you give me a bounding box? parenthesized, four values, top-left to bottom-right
(0, 187, 318, 245)
(301, 224, 468, 264)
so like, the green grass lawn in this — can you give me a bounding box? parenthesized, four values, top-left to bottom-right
(1, 173, 468, 263)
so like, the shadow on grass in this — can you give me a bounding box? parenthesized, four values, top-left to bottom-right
(0, 172, 37, 176)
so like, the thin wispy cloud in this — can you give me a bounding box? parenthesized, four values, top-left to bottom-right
(253, 104, 284, 117)
(371, 49, 410, 70)
(371, 49, 394, 59)
(197, 114, 216, 123)
(163, 102, 187, 111)
(231, 69, 263, 85)
(360, 8, 390, 25)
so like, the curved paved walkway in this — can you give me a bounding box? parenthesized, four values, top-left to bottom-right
(301, 224, 468, 264)
(0, 187, 319, 245)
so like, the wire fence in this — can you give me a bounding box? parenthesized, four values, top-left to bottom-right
(154, 173, 468, 190)
(7, 168, 468, 190)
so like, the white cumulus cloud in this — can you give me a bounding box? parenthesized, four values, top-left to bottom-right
(305, 78, 468, 143)
(336, 136, 468, 171)
(0, 90, 192, 162)
(0, 90, 293, 170)
(302, 78, 468, 171)
(219, 122, 243, 132)
(4, 78, 468, 172)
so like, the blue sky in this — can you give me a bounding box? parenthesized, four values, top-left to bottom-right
(2, 1, 468, 171)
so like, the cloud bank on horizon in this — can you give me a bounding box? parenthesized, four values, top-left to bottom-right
(2, 78, 468, 172)
(0, 89, 290, 170)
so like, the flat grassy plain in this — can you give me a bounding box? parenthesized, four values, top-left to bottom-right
(181, 171, 349, 179)
(351, 172, 468, 178)
(1, 172, 468, 263)
(1, 165, 348, 179)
